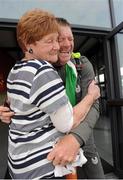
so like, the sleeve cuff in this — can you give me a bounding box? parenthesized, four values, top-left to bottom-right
(70, 132, 84, 147)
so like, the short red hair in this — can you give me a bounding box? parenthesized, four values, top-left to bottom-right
(17, 9, 59, 52)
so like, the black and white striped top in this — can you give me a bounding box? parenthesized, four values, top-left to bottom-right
(7, 59, 69, 179)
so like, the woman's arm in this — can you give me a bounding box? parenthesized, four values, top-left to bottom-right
(0, 106, 14, 124)
(50, 80, 100, 132)
(72, 80, 100, 128)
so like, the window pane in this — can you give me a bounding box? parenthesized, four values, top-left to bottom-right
(113, 0, 123, 25)
(117, 34, 123, 97)
(0, 0, 111, 28)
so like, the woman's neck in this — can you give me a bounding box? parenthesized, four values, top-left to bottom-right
(24, 52, 35, 60)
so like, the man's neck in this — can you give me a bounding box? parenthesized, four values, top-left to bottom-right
(53, 61, 63, 68)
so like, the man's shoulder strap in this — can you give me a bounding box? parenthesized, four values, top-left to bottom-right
(71, 52, 81, 59)
(71, 52, 85, 72)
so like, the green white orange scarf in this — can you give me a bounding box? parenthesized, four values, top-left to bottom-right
(65, 61, 77, 106)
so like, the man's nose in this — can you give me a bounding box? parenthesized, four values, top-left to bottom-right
(64, 39, 71, 46)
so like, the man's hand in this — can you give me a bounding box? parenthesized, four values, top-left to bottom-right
(47, 134, 80, 166)
(0, 106, 14, 124)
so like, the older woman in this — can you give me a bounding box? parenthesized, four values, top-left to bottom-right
(2, 9, 100, 179)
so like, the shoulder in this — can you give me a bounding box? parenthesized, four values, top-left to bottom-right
(27, 59, 52, 69)
(27, 59, 56, 75)
(79, 56, 92, 67)
(80, 56, 95, 78)
(73, 56, 95, 78)
(72, 56, 93, 72)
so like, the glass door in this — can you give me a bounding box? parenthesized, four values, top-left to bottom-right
(104, 22, 123, 178)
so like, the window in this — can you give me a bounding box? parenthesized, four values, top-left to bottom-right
(0, 0, 111, 28)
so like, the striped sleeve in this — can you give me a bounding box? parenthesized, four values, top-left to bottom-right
(30, 63, 68, 114)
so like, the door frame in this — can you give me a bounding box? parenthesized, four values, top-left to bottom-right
(104, 22, 123, 178)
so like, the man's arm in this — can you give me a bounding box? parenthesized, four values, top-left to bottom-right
(70, 56, 99, 145)
(70, 102, 99, 145)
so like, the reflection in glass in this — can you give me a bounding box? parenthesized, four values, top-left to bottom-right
(99, 74, 105, 83)
(121, 67, 123, 96)
(113, 0, 123, 25)
(93, 47, 113, 166)
(117, 34, 123, 97)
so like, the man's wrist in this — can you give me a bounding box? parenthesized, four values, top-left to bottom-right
(70, 132, 84, 147)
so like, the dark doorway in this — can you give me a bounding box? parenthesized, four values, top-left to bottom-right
(73, 34, 113, 173)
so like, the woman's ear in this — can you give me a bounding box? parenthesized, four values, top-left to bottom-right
(28, 48, 33, 54)
(26, 43, 34, 54)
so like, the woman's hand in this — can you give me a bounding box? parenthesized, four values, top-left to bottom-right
(87, 80, 100, 101)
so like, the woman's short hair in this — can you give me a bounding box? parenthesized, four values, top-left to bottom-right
(17, 9, 59, 52)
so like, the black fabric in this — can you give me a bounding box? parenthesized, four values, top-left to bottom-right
(4, 168, 11, 179)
